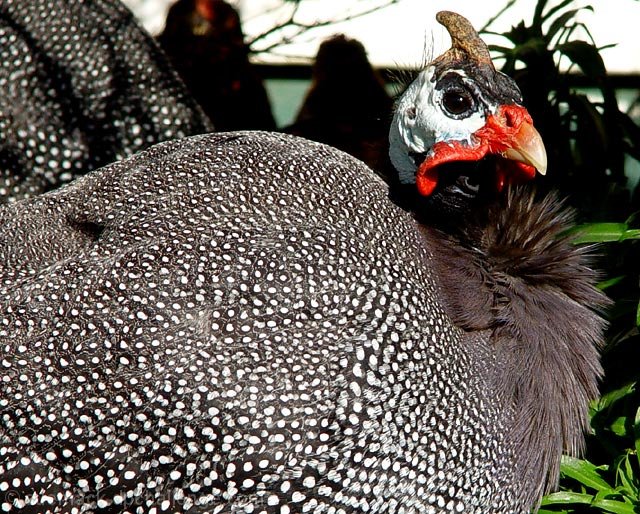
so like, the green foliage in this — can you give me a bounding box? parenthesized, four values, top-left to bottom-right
(487, 1, 640, 512)
(487, 0, 640, 219)
(543, 220, 640, 513)
(539, 384, 640, 513)
(568, 223, 640, 244)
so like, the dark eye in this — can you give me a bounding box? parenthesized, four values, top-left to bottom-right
(442, 90, 474, 116)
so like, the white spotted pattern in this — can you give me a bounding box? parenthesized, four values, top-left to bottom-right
(0, 132, 524, 512)
(0, 0, 212, 204)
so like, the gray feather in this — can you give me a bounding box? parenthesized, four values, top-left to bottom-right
(421, 187, 608, 508)
(1, 132, 541, 513)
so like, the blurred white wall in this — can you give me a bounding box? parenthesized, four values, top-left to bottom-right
(122, 0, 640, 73)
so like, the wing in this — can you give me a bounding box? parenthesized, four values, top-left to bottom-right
(0, 132, 524, 513)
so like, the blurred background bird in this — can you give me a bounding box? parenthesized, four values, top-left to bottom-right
(158, 0, 276, 131)
(285, 34, 393, 172)
(0, 0, 212, 203)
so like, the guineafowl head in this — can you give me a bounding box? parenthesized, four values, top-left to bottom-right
(390, 11, 547, 217)
(388, 11, 608, 509)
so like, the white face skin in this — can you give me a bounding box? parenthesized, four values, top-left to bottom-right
(389, 66, 490, 185)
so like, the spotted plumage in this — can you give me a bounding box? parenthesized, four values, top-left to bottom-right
(2, 131, 530, 513)
(0, 6, 607, 514)
(0, 0, 212, 203)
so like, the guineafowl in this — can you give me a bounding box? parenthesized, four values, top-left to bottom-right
(0, 10, 606, 514)
(0, 0, 212, 203)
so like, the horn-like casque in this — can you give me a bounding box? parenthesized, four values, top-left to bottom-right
(434, 11, 493, 66)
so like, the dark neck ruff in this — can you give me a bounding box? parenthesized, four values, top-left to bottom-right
(417, 186, 609, 506)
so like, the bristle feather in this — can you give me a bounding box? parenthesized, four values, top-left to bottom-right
(422, 186, 609, 508)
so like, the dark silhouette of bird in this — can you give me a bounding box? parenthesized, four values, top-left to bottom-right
(285, 34, 393, 173)
(158, 0, 276, 132)
(0, 0, 213, 203)
(0, 10, 606, 514)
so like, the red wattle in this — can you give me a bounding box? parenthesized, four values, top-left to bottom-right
(416, 140, 490, 196)
(416, 167, 439, 196)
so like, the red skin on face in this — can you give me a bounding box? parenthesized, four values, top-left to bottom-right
(415, 104, 538, 197)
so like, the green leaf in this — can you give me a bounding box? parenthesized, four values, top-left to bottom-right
(557, 40, 607, 79)
(533, 0, 552, 28)
(548, 9, 586, 41)
(511, 37, 549, 62)
(613, 452, 640, 497)
(597, 276, 625, 291)
(568, 93, 610, 167)
(542, 0, 587, 24)
(636, 301, 640, 327)
(611, 416, 630, 437)
(561, 455, 612, 492)
(568, 223, 629, 243)
(593, 487, 628, 503)
(567, 223, 640, 244)
(604, 327, 640, 353)
(623, 454, 639, 496)
(620, 230, 640, 241)
(593, 383, 636, 413)
(540, 491, 594, 505)
(635, 407, 640, 470)
(625, 211, 640, 227)
(591, 498, 639, 514)
(488, 44, 516, 55)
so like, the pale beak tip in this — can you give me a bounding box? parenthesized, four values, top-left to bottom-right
(504, 121, 548, 176)
(536, 157, 548, 176)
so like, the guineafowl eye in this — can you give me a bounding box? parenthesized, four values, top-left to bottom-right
(442, 89, 475, 117)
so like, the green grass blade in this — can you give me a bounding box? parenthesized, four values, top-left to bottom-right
(620, 229, 640, 241)
(597, 276, 625, 291)
(540, 491, 594, 506)
(568, 223, 628, 243)
(593, 383, 636, 413)
(561, 455, 612, 491)
(591, 499, 639, 514)
(635, 407, 640, 470)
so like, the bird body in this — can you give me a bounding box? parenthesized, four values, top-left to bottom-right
(0, 9, 607, 514)
(2, 131, 532, 513)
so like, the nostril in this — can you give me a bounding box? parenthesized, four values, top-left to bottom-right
(500, 105, 527, 130)
(499, 108, 516, 128)
(505, 111, 517, 128)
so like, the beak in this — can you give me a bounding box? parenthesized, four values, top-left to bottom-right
(415, 104, 547, 197)
(503, 120, 547, 176)
(474, 103, 547, 179)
